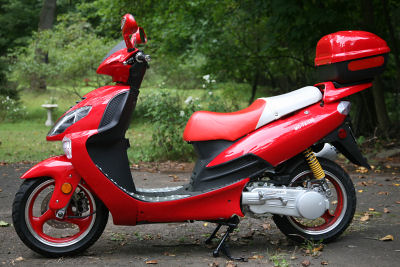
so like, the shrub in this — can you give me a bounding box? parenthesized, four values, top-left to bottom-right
(135, 90, 200, 161)
(0, 96, 26, 122)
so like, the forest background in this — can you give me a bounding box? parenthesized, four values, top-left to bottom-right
(0, 0, 399, 163)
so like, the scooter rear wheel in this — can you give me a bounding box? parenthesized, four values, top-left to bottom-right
(272, 158, 356, 243)
(12, 177, 108, 257)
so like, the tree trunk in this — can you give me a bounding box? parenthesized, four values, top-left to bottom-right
(38, 0, 57, 31)
(382, 0, 400, 124)
(31, 0, 57, 91)
(372, 78, 391, 138)
(249, 70, 260, 104)
(352, 90, 377, 136)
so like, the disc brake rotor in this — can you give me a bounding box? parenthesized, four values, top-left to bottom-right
(39, 188, 90, 229)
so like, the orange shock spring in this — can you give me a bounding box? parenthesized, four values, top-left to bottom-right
(303, 148, 325, 180)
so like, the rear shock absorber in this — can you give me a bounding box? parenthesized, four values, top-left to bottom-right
(303, 148, 325, 179)
(303, 148, 331, 196)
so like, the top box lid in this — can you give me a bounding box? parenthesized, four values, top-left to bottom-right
(315, 31, 390, 66)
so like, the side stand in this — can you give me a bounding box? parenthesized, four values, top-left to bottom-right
(205, 216, 247, 262)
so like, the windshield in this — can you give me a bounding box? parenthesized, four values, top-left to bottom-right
(101, 40, 126, 64)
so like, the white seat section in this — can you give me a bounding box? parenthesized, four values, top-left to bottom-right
(256, 86, 322, 129)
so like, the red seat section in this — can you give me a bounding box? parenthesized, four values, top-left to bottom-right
(183, 99, 266, 141)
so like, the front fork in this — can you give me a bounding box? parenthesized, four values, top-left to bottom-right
(303, 148, 332, 197)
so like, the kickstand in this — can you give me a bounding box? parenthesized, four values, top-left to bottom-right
(205, 217, 247, 262)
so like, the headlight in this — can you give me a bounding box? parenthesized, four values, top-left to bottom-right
(48, 106, 91, 136)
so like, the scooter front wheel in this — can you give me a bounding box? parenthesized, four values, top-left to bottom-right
(12, 177, 108, 257)
(272, 158, 356, 243)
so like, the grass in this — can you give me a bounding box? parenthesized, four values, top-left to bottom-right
(0, 121, 61, 163)
(0, 120, 154, 164)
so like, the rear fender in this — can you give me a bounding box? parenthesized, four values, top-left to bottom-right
(320, 122, 370, 169)
(21, 156, 81, 210)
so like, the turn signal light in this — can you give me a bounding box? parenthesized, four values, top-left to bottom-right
(61, 183, 73, 194)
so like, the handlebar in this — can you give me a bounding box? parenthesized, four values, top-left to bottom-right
(135, 51, 151, 63)
(123, 51, 151, 65)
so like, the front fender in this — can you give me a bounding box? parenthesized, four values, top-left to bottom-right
(21, 155, 81, 210)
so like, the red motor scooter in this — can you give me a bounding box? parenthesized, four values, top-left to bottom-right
(12, 14, 390, 260)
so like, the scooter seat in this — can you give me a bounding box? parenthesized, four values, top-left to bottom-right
(183, 86, 322, 141)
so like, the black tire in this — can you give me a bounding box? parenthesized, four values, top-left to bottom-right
(272, 158, 356, 243)
(12, 177, 108, 257)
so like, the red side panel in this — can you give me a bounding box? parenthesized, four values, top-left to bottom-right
(69, 130, 248, 225)
(183, 99, 266, 141)
(315, 31, 390, 66)
(208, 102, 346, 167)
(69, 131, 140, 225)
(316, 82, 372, 104)
(137, 179, 249, 223)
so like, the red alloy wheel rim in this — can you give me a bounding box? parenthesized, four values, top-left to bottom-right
(289, 172, 345, 232)
(27, 181, 95, 244)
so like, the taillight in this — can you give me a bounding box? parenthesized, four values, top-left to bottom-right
(338, 128, 347, 139)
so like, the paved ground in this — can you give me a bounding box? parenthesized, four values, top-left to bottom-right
(0, 163, 399, 266)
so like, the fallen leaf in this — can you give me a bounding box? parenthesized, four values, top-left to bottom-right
(321, 260, 329, 265)
(0, 188, 2, 192)
(360, 214, 370, 222)
(145, 260, 158, 264)
(378, 191, 389, 195)
(358, 190, 363, 193)
(384, 208, 390, 213)
(262, 223, 271, 230)
(301, 259, 311, 266)
(368, 208, 375, 211)
(168, 174, 180, 182)
(209, 262, 219, 267)
(396, 201, 400, 204)
(393, 183, 400, 187)
(379, 235, 394, 241)
(0, 220, 10, 227)
(203, 222, 208, 227)
(15, 257, 24, 262)
(386, 165, 391, 169)
(226, 261, 237, 267)
(312, 244, 324, 253)
(356, 167, 369, 174)
(248, 255, 263, 260)
(163, 252, 176, 257)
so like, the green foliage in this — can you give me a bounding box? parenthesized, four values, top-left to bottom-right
(269, 253, 289, 267)
(0, 57, 19, 100)
(0, 0, 42, 55)
(134, 82, 244, 161)
(9, 14, 112, 95)
(137, 90, 198, 161)
(0, 95, 26, 122)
